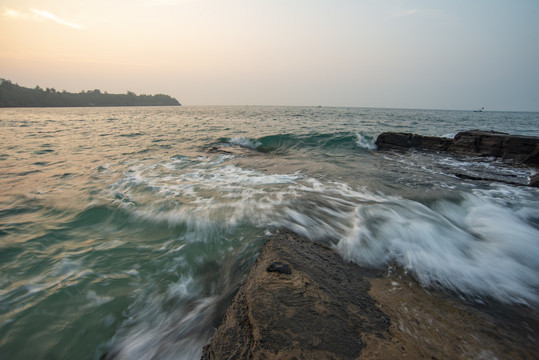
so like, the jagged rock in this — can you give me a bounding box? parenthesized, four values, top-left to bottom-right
(375, 130, 539, 165)
(201, 229, 389, 360)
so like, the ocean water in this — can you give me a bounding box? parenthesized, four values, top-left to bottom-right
(1, 106, 538, 359)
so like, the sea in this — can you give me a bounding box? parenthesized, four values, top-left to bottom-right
(1, 106, 538, 359)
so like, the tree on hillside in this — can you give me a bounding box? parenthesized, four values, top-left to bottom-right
(0, 79, 181, 107)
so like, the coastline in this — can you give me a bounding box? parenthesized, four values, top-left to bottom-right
(0, 79, 181, 107)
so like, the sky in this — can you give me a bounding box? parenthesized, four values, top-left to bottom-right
(1, 0, 538, 111)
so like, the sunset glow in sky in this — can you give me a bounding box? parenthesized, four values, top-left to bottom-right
(1, 0, 538, 110)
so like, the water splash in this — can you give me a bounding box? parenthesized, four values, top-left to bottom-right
(356, 132, 377, 151)
(107, 157, 539, 305)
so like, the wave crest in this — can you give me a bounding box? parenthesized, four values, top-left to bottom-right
(221, 132, 375, 153)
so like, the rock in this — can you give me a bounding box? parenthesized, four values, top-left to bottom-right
(208, 146, 232, 155)
(530, 173, 539, 187)
(365, 267, 539, 360)
(375, 132, 451, 152)
(266, 261, 292, 275)
(201, 229, 389, 360)
(455, 173, 526, 187)
(201, 230, 539, 360)
(375, 130, 539, 165)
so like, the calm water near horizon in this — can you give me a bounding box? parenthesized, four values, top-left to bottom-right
(1, 106, 538, 359)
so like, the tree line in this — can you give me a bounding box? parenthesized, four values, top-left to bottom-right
(0, 79, 181, 107)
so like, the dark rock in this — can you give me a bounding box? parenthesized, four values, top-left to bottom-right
(375, 132, 452, 152)
(208, 146, 232, 155)
(267, 261, 292, 275)
(451, 130, 507, 157)
(412, 134, 452, 151)
(375, 132, 413, 149)
(455, 173, 525, 187)
(201, 229, 389, 360)
(530, 173, 539, 187)
(375, 130, 539, 165)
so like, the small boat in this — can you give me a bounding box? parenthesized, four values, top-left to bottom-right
(473, 107, 485, 112)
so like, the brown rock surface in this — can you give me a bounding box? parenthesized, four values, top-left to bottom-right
(202, 230, 539, 360)
(364, 267, 539, 360)
(201, 229, 389, 360)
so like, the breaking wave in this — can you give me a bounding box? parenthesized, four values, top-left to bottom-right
(220, 132, 376, 153)
(278, 181, 539, 305)
(105, 157, 539, 306)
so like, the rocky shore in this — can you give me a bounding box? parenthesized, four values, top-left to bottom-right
(375, 130, 539, 165)
(202, 229, 538, 359)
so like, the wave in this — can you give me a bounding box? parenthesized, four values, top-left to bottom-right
(220, 132, 377, 153)
(277, 181, 539, 305)
(103, 156, 539, 305)
(356, 133, 377, 151)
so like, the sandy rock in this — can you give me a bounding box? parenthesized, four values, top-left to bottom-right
(201, 229, 389, 360)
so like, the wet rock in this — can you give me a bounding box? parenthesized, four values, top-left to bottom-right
(201, 230, 539, 360)
(375, 132, 451, 152)
(208, 146, 232, 155)
(266, 261, 292, 275)
(375, 130, 539, 165)
(455, 173, 526, 187)
(201, 229, 389, 360)
(365, 267, 539, 360)
(530, 173, 539, 187)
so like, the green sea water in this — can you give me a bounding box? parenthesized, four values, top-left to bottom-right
(1, 106, 538, 359)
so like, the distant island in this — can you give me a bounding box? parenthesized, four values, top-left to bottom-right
(0, 78, 180, 107)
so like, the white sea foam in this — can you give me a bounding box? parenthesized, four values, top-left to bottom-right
(259, 177, 539, 304)
(110, 296, 217, 360)
(226, 136, 260, 149)
(105, 160, 302, 242)
(356, 133, 377, 150)
(332, 191, 539, 304)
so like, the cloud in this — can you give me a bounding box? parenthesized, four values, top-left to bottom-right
(3, 8, 31, 20)
(31, 9, 83, 29)
(2, 8, 83, 30)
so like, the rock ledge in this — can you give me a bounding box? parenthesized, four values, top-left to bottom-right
(201, 229, 388, 359)
(375, 130, 539, 165)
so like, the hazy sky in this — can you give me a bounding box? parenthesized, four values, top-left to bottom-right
(1, 0, 538, 110)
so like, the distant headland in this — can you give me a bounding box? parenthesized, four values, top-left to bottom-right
(0, 78, 180, 107)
